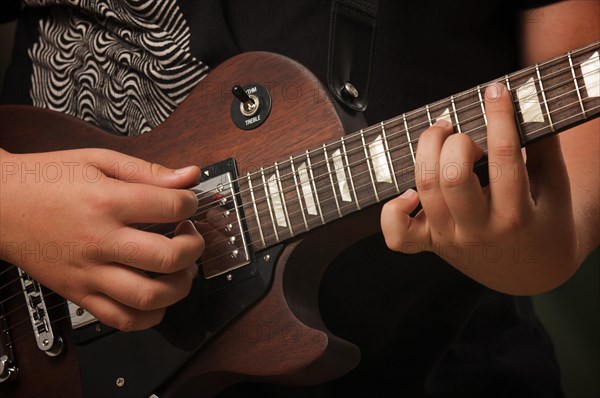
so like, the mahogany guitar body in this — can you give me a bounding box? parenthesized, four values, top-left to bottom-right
(5, 40, 597, 397)
(0, 52, 378, 397)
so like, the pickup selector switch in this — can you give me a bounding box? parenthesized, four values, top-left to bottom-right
(231, 83, 271, 130)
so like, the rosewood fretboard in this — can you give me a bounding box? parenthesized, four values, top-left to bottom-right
(237, 42, 600, 250)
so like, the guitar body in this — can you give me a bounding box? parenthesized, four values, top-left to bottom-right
(0, 52, 377, 397)
(4, 40, 596, 397)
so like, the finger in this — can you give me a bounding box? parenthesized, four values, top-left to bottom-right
(79, 293, 166, 331)
(110, 182, 199, 223)
(414, 120, 455, 234)
(80, 148, 200, 188)
(381, 189, 430, 253)
(438, 133, 488, 232)
(106, 220, 204, 273)
(484, 83, 531, 216)
(89, 263, 197, 311)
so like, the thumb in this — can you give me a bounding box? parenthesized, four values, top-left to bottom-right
(381, 189, 429, 253)
(80, 148, 200, 188)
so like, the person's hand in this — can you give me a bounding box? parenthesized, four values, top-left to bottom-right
(381, 83, 579, 295)
(0, 148, 204, 331)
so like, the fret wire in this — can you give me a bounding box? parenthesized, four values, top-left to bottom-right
(527, 103, 598, 137)
(451, 95, 462, 133)
(341, 136, 361, 210)
(380, 122, 400, 193)
(237, 73, 596, 227)
(322, 144, 343, 218)
(146, 96, 600, 258)
(535, 64, 555, 132)
(274, 162, 293, 236)
(4, 54, 597, 289)
(507, 41, 598, 86)
(252, 135, 493, 245)
(247, 172, 266, 247)
(568, 51, 587, 118)
(508, 56, 596, 107)
(364, 43, 599, 145)
(360, 129, 380, 202)
(503, 73, 528, 143)
(230, 56, 599, 204)
(289, 156, 309, 231)
(206, 90, 597, 253)
(510, 66, 598, 112)
(247, 89, 596, 234)
(260, 167, 279, 242)
(504, 74, 512, 91)
(305, 150, 325, 225)
(257, 101, 599, 249)
(425, 104, 433, 126)
(402, 114, 416, 164)
(215, 97, 599, 253)
(188, 52, 600, 246)
(222, 67, 597, 219)
(476, 85, 488, 126)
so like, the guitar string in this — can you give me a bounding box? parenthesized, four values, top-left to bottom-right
(1, 103, 598, 341)
(0, 87, 597, 294)
(156, 98, 600, 267)
(161, 84, 599, 258)
(19, 95, 600, 278)
(109, 43, 598, 246)
(1, 56, 595, 280)
(182, 59, 599, 224)
(136, 60, 598, 247)
(0, 287, 26, 307)
(1, 290, 57, 320)
(135, 47, 600, 232)
(0, 51, 597, 302)
(1, 300, 68, 344)
(0, 266, 16, 278)
(0, 50, 598, 337)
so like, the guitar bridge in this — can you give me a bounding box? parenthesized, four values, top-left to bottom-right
(17, 269, 63, 356)
(0, 298, 18, 383)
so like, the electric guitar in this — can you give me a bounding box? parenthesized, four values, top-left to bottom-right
(0, 41, 598, 398)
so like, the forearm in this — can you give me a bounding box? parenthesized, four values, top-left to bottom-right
(559, 121, 600, 263)
(519, 0, 600, 264)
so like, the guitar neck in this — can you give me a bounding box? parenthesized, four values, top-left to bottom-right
(239, 41, 600, 250)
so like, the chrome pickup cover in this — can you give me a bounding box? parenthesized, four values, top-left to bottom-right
(191, 171, 250, 279)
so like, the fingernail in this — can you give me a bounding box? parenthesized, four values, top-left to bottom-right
(486, 84, 501, 100)
(434, 119, 451, 128)
(175, 166, 195, 174)
(400, 188, 417, 199)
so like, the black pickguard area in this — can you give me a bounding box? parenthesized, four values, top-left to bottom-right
(75, 158, 283, 398)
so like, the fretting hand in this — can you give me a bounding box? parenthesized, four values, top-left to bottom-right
(381, 83, 580, 295)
